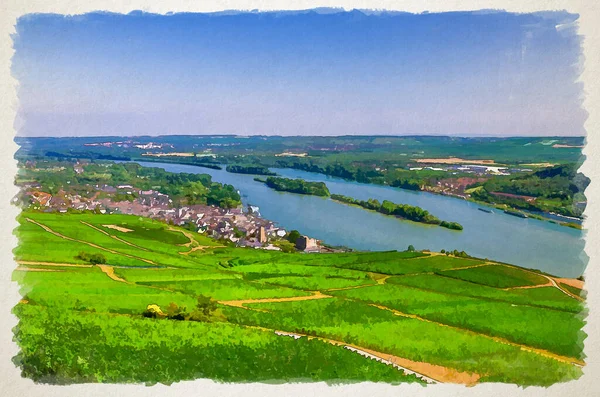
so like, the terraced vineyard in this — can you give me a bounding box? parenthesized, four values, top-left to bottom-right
(12, 212, 586, 386)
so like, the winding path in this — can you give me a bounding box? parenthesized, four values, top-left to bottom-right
(325, 274, 391, 292)
(97, 264, 131, 283)
(80, 221, 149, 251)
(241, 325, 478, 384)
(19, 219, 585, 382)
(218, 291, 332, 308)
(167, 226, 225, 254)
(25, 218, 157, 265)
(16, 260, 92, 268)
(444, 261, 584, 301)
(370, 303, 584, 367)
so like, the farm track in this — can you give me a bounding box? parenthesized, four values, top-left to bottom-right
(218, 291, 332, 308)
(247, 326, 478, 385)
(555, 278, 584, 289)
(15, 266, 64, 272)
(405, 252, 445, 259)
(325, 274, 391, 292)
(370, 303, 584, 367)
(543, 275, 583, 301)
(25, 218, 158, 266)
(167, 226, 225, 254)
(19, 218, 585, 379)
(500, 265, 584, 302)
(97, 265, 131, 283)
(80, 221, 149, 251)
(443, 262, 583, 301)
(442, 262, 495, 271)
(503, 282, 553, 290)
(216, 278, 584, 367)
(16, 260, 93, 268)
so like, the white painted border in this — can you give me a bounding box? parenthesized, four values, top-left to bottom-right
(0, 1, 597, 396)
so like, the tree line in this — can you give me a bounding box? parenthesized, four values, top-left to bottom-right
(262, 177, 330, 197)
(226, 164, 276, 176)
(330, 194, 463, 230)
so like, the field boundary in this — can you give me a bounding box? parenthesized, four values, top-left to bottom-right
(370, 303, 584, 366)
(26, 218, 158, 266)
(80, 221, 150, 251)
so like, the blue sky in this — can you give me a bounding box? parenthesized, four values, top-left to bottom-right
(12, 10, 585, 137)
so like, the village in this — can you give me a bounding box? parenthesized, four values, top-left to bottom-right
(17, 177, 328, 253)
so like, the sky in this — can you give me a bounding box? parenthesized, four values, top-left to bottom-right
(12, 9, 586, 137)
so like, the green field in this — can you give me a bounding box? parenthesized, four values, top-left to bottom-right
(438, 264, 549, 288)
(12, 211, 586, 386)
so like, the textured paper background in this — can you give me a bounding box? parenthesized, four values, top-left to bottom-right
(0, 1, 597, 396)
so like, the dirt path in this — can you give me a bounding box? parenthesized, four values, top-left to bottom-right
(167, 226, 224, 254)
(218, 291, 332, 308)
(181, 244, 225, 255)
(503, 281, 553, 290)
(80, 221, 149, 251)
(97, 265, 132, 284)
(268, 328, 478, 385)
(16, 260, 93, 268)
(443, 262, 495, 271)
(370, 303, 584, 367)
(406, 252, 445, 259)
(168, 226, 196, 248)
(544, 275, 584, 301)
(26, 218, 158, 266)
(444, 261, 584, 301)
(555, 278, 584, 289)
(96, 265, 178, 293)
(15, 266, 64, 272)
(326, 274, 391, 292)
(498, 264, 583, 301)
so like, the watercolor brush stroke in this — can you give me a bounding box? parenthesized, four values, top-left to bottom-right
(7, 8, 591, 388)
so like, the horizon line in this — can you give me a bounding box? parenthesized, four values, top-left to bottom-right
(14, 134, 587, 139)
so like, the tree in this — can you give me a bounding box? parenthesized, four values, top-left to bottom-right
(76, 251, 106, 265)
(189, 295, 221, 322)
(286, 230, 301, 244)
(166, 302, 187, 320)
(89, 253, 106, 265)
(407, 245, 415, 252)
(195, 295, 217, 316)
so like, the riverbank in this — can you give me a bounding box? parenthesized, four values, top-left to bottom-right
(128, 157, 584, 229)
(123, 160, 587, 278)
(330, 194, 463, 230)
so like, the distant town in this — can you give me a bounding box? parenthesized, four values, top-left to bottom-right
(15, 160, 330, 253)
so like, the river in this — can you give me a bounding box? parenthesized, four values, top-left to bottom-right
(133, 161, 587, 278)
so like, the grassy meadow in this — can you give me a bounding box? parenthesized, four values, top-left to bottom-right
(11, 211, 586, 386)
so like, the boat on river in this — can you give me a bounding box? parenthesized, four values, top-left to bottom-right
(504, 209, 528, 218)
(478, 208, 493, 213)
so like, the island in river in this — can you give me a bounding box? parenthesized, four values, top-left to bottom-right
(260, 176, 331, 197)
(331, 194, 463, 230)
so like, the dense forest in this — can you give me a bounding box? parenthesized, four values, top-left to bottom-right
(273, 159, 469, 190)
(330, 194, 463, 230)
(262, 177, 330, 197)
(226, 164, 276, 176)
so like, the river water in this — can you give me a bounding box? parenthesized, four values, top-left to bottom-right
(134, 161, 588, 278)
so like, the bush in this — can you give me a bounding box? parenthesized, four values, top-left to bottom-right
(166, 302, 188, 321)
(189, 295, 223, 322)
(76, 251, 106, 265)
(142, 304, 165, 318)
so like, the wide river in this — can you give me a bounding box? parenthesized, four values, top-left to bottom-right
(135, 161, 588, 278)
